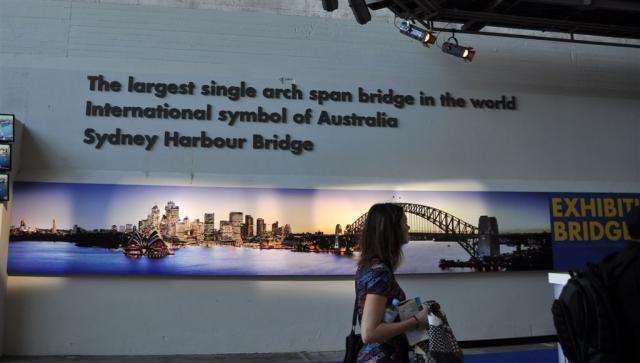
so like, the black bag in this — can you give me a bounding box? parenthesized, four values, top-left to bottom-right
(551, 248, 639, 363)
(343, 296, 363, 363)
(421, 301, 463, 363)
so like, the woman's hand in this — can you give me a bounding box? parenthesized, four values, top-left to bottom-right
(413, 307, 429, 329)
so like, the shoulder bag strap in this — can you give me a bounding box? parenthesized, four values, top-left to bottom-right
(351, 295, 359, 332)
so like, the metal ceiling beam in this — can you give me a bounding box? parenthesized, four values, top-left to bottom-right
(434, 9, 640, 38)
(462, 20, 486, 32)
(461, 0, 512, 31)
(520, 0, 640, 12)
(375, 0, 640, 40)
(382, 0, 439, 18)
(431, 26, 640, 48)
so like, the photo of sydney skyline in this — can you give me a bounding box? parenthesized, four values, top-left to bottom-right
(8, 181, 553, 276)
(11, 182, 550, 234)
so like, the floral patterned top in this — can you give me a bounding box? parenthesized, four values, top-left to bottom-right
(356, 261, 409, 363)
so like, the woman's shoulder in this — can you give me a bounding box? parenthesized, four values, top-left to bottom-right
(356, 260, 398, 296)
(357, 260, 393, 280)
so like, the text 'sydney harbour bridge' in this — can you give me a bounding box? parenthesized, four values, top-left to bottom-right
(344, 203, 552, 271)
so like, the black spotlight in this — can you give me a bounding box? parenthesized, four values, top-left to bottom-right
(348, 0, 372, 24)
(399, 20, 437, 47)
(442, 34, 475, 62)
(322, 0, 338, 12)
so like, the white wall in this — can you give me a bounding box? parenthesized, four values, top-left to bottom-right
(1, 0, 639, 356)
(5, 273, 551, 355)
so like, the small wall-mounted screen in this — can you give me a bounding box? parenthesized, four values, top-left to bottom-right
(0, 144, 11, 171)
(0, 114, 15, 142)
(0, 174, 9, 201)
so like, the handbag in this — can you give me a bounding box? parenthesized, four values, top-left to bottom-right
(423, 300, 464, 363)
(343, 295, 364, 363)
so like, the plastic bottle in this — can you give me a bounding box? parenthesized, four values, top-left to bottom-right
(383, 298, 401, 323)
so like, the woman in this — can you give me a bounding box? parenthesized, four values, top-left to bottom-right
(356, 203, 428, 363)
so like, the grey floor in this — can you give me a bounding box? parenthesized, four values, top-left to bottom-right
(0, 344, 557, 362)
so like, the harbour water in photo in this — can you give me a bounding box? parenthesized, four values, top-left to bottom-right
(6, 240, 510, 276)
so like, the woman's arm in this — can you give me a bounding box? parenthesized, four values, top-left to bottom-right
(360, 294, 428, 344)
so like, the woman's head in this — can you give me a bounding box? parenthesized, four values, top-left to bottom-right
(358, 203, 409, 270)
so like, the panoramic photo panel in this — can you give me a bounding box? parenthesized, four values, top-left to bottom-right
(8, 182, 553, 276)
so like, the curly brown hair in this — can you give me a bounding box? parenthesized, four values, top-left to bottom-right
(357, 203, 408, 271)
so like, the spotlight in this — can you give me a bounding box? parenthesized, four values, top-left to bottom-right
(398, 21, 437, 47)
(322, 0, 338, 12)
(441, 34, 475, 62)
(348, 0, 372, 25)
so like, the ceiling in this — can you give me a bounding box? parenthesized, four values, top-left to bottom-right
(365, 0, 640, 41)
